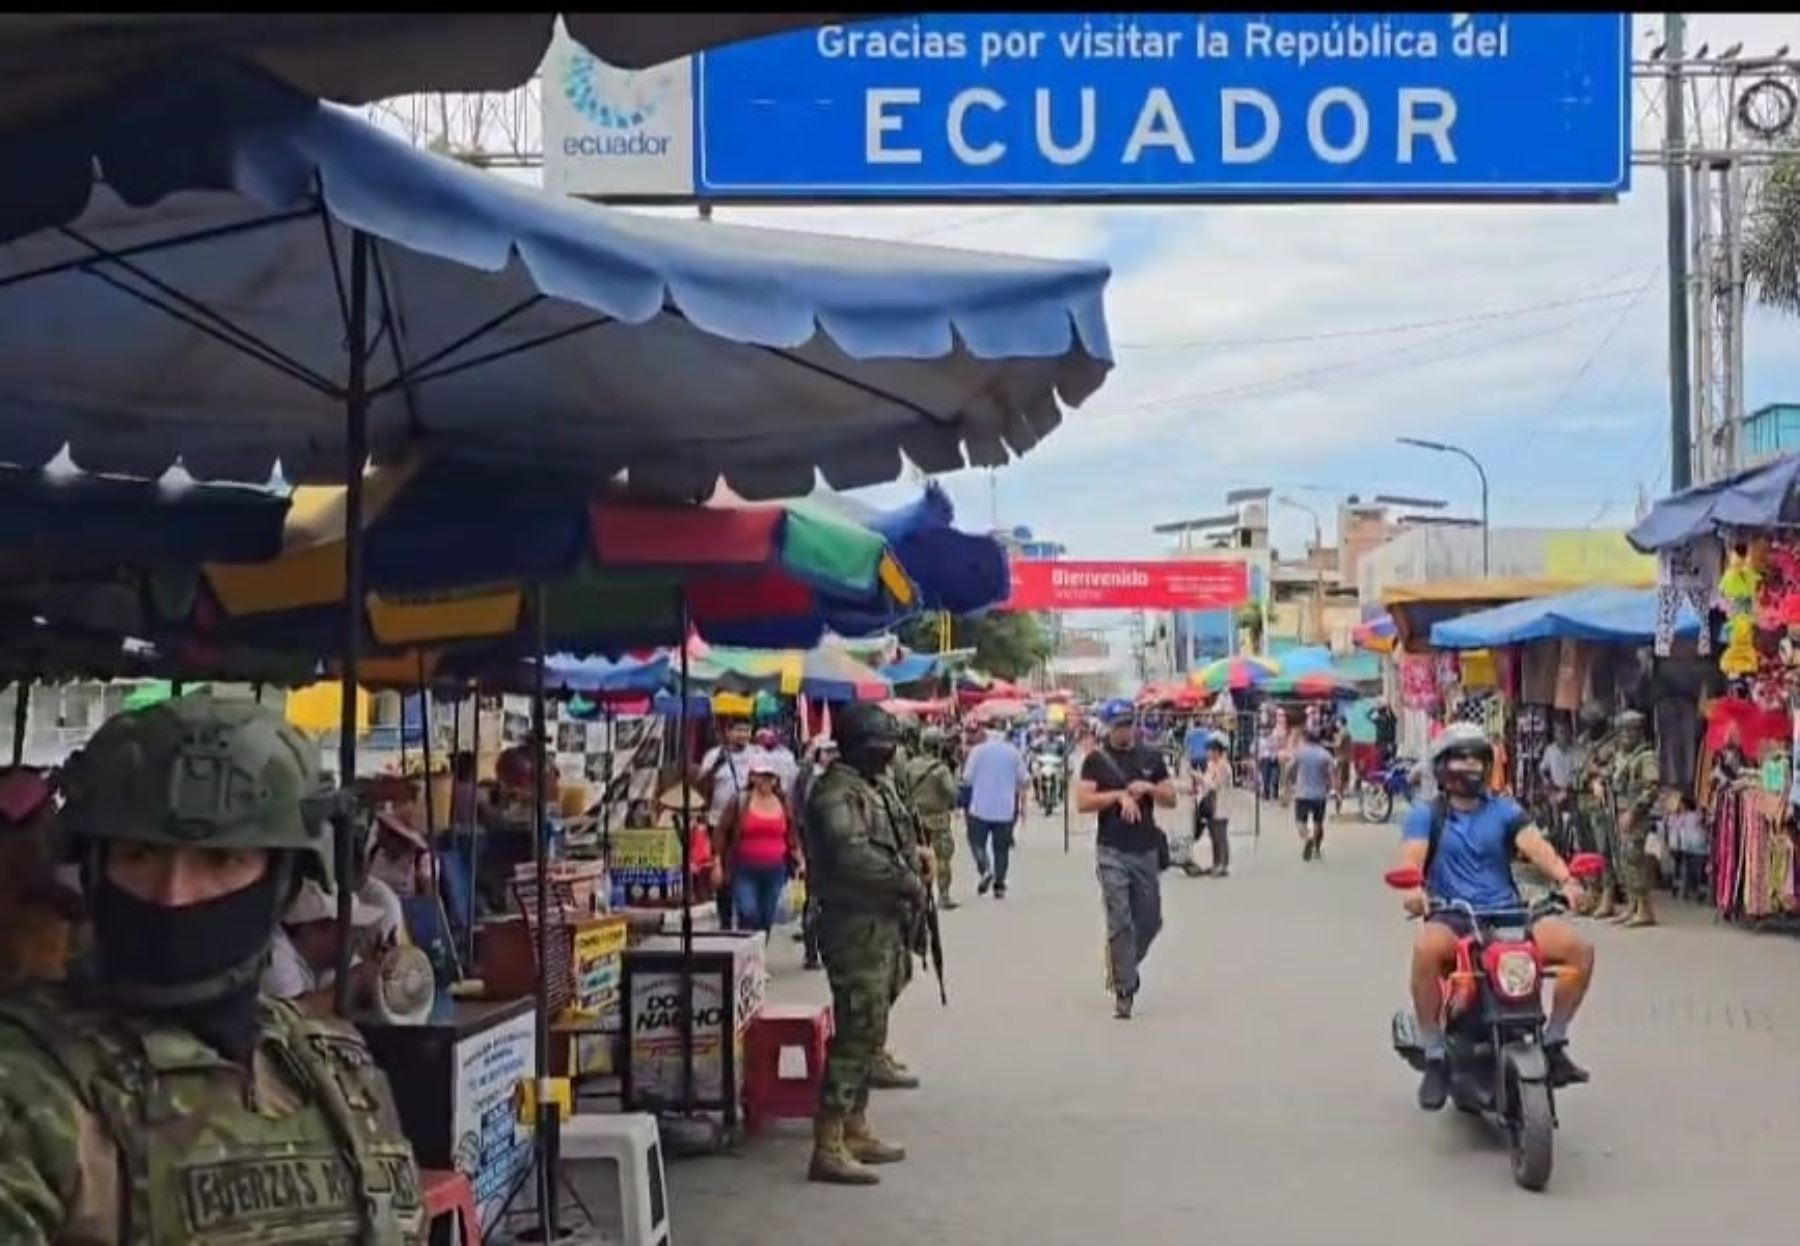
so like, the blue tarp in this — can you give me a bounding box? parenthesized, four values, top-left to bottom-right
(856, 483, 1012, 616)
(0, 58, 1112, 493)
(879, 653, 943, 685)
(1430, 587, 1701, 650)
(1628, 454, 1800, 552)
(0, 463, 287, 564)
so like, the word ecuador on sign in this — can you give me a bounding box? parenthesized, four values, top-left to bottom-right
(694, 12, 1628, 200)
(1007, 561, 1250, 611)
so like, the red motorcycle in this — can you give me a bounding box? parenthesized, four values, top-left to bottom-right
(1385, 852, 1606, 1192)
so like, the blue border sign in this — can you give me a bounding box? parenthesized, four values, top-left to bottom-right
(695, 13, 1629, 200)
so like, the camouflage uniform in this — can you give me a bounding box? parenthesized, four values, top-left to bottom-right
(0, 696, 424, 1243)
(1575, 725, 1619, 913)
(805, 754, 926, 1184)
(0, 987, 423, 1243)
(902, 747, 960, 906)
(1610, 715, 1661, 926)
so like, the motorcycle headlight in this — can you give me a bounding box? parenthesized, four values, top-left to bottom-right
(1493, 950, 1539, 999)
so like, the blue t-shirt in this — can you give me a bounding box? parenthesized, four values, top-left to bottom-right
(1184, 727, 1213, 763)
(1400, 796, 1529, 909)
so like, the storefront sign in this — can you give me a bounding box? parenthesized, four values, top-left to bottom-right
(450, 1009, 537, 1232)
(544, 14, 1628, 202)
(1006, 559, 1249, 611)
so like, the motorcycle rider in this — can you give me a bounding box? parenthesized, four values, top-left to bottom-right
(1395, 723, 1596, 1112)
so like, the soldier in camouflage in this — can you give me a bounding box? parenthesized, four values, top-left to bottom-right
(905, 726, 961, 911)
(1609, 709, 1662, 929)
(0, 696, 425, 1244)
(1573, 702, 1621, 919)
(804, 702, 929, 1186)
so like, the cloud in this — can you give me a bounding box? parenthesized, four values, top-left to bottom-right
(392, 12, 1800, 573)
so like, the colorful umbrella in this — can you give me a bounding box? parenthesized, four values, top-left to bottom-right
(971, 698, 1029, 724)
(195, 458, 917, 656)
(1263, 671, 1361, 700)
(701, 644, 891, 703)
(1191, 656, 1279, 693)
(1351, 616, 1398, 653)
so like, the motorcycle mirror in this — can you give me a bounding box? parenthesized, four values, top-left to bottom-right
(1383, 866, 1423, 891)
(1567, 853, 1607, 881)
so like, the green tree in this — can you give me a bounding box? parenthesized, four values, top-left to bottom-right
(897, 610, 1053, 681)
(1746, 142, 1800, 314)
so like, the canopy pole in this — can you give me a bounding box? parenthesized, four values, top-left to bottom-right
(10, 680, 28, 768)
(678, 603, 696, 1114)
(528, 584, 561, 1240)
(465, 683, 483, 967)
(334, 228, 371, 1018)
(417, 653, 446, 972)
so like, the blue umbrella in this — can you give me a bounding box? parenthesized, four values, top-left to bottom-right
(0, 59, 1113, 490)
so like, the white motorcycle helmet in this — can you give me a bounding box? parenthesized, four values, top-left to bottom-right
(1430, 722, 1494, 799)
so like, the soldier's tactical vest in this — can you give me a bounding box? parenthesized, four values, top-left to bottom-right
(902, 756, 956, 825)
(0, 988, 424, 1245)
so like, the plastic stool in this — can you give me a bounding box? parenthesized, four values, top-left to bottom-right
(419, 1169, 480, 1246)
(742, 1002, 834, 1134)
(561, 1112, 671, 1246)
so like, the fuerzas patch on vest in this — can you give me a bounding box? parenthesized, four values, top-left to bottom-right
(181, 1152, 359, 1234)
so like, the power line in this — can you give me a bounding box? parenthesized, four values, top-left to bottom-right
(1109, 314, 1602, 418)
(1513, 270, 1661, 456)
(1112, 280, 1652, 351)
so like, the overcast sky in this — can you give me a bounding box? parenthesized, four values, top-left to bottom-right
(639, 13, 1800, 566)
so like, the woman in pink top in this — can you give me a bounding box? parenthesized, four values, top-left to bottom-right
(715, 761, 802, 934)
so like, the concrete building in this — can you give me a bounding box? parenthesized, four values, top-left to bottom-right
(1356, 525, 1654, 601)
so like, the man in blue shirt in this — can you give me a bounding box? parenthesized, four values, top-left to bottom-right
(962, 727, 1029, 899)
(1183, 718, 1213, 775)
(1394, 723, 1596, 1111)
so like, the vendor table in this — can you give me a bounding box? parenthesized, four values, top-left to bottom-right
(362, 996, 537, 1233)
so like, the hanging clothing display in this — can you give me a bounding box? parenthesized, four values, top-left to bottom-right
(1519, 640, 1559, 705)
(1656, 539, 1719, 657)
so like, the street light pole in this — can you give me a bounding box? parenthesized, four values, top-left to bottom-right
(1396, 437, 1490, 576)
(1275, 496, 1324, 645)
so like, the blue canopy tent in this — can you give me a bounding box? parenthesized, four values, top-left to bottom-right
(541, 653, 672, 697)
(1628, 454, 1800, 552)
(1430, 586, 1702, 649)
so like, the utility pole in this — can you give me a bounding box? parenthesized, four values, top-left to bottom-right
(1664, 12, 1693, 491)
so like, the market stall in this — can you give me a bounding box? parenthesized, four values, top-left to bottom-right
(1630, 454, 1800, 925)
(0, 47, 1115, 1239)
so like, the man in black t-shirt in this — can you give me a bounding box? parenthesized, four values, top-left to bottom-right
(1076, 707, 1177, 1020)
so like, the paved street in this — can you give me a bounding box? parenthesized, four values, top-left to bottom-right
(662, 790, 1800, 1244)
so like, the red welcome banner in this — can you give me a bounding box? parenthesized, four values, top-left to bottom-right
(1005, 560, 1250, 611)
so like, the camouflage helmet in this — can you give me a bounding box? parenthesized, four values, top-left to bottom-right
(919, 725, 947, 750)
(834, 701, 900, 751)
(60, 694, 335, 885)
(1612, 708, 1646, 733)
(1578, 701, 1609, 727)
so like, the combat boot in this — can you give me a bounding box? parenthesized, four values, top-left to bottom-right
(1590, 890, 1618, 920)
(844, 1110, 907, 1164)
(868, 1050, 921, 1090)
(1624, 896, 1657, 928)
(939, 888, 959, 911)
(809, 1114, 880, 1185)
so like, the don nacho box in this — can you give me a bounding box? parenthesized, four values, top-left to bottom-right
(621, 930, 767, 1129)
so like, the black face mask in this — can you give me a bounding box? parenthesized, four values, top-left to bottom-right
(842, 740, 897, 778)
(91, 854, 289, 1015)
